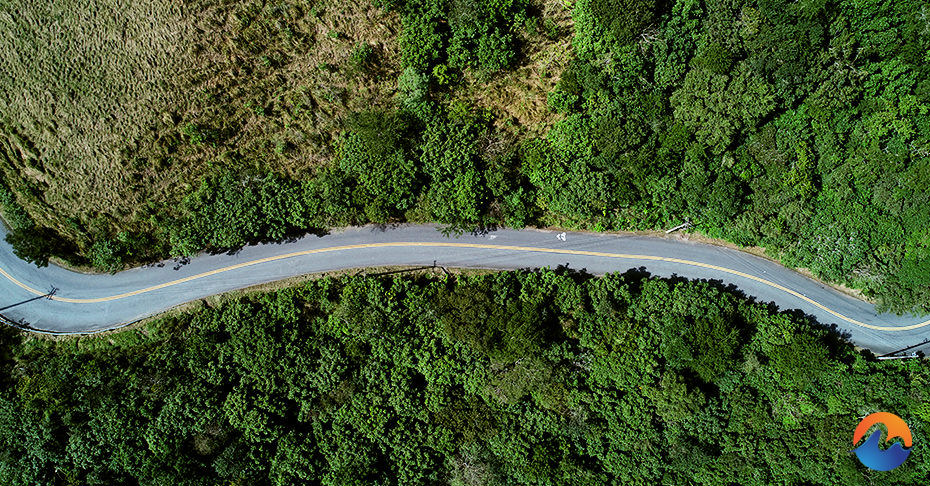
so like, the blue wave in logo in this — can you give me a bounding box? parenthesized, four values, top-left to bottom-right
(853, 429, 911, 471)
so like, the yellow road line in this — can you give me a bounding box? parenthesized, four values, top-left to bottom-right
(2, 242, 928, 332)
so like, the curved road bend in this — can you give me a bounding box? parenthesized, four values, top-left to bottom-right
(1, 224, 928, 354)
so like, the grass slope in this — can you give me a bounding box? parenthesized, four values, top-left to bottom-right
(0, 0, 405, 252)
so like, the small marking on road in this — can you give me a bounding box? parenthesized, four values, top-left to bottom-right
(556, 232, 567, 241)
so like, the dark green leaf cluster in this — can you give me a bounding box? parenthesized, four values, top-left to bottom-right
(165, 171, 317, 255)
(161, 102, 530, 248)
(517, 0, 930, 311)
(572, 0, 658, 56)
(399, 0, 528, 76)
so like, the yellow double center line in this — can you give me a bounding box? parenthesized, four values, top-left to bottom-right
(2, 242, 929, 332)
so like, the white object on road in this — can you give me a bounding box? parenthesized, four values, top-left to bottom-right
(665, 221, 692, 234)
(557, 232, 567, 241)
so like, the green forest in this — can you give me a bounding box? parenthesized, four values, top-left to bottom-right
(1, 0, 929, 312)
(0, 270, 927, 484)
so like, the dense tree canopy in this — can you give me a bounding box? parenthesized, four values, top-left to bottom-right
(0, 270, 926, 484)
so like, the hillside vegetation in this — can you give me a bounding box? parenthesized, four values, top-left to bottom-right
(1, 0, 929, 311)
(1, 270, 927, 484)
(1, 0, 410, 263)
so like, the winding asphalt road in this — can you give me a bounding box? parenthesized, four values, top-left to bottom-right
(1, 224, 928, 354)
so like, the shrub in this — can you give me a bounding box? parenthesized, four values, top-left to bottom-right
(89, 239, 124, 272)
(350, 42, 375, 72)
(338, 111, 420, 222)
(573, 0, 658, 58)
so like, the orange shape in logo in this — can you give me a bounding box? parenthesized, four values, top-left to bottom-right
(852, 412, 912, 447)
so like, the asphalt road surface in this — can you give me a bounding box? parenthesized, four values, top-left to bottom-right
(1, 224, 928, 354)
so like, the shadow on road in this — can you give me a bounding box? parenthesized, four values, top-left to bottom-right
(517, 264, 868, 363)
(0, 288, 57, 312)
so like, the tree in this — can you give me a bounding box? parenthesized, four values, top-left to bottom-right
(338, 111, 420, 223)
(671, 62, 776, 153)
(572, 0, 659, 58)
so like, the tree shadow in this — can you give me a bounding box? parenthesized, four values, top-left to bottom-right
(636, 267, 857, 362)
(516, 264, 862, 362)
(201, 226, 332, 259)
(0, 321, 23, 385)
(469, 222, 500, 237)
(369, 222, 407, 233)
(0, 313, 37, 334)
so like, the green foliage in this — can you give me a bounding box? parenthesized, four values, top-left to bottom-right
(1, 271, 927, 484)
(527, 0, 930, 312)
(338, 111, 420, 222)
(397, 66, 434, 119)
(520, 131, 615, 226)
(690, 42, 732, 75)
(0, 182, 32, 231)
(0, 181, 74, 267)
(398, 0, 527, 77)
(433, 273, 555, 363)
(671, 63, 777, 153)
(166, 171, 314, 255)
(398, 13, 444, 72)
(484, 150, 535, 228)
(431, 63, 452, 86)
(88, 238, 123, 272)
(546, 78, 580, 113)
(350, 42, 375, 71)
(572, 0, 658, 58)
(179, 123, 215, 146)
(444, 0, 525, 74)
(418, 115, 489, 226)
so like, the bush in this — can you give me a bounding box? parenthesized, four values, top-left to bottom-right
(418, 117, 488, 226)
(349, 42, 375, 72)
(398, 14, 443, 72)
(398, 66, 435, 119)
(0, 183, 32, 231)
(400, 0, 526, 77)
(338, 111, 421, 222)
(573, 0, 658, 58)
(89, 239, 124, 272)
(166, 170, 312, 255)
(547, 87, 579, 114)
(179, 123, 216, 146)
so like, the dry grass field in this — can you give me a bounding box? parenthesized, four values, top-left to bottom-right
(0, 0, 403, 251)
(0, 0, 193, 238)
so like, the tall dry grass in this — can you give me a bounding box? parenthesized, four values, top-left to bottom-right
(0, 0, 401, 252)
(0, 0, 193, 238)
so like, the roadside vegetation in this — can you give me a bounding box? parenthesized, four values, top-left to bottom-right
(1, 0, 929, 312)
(0, 270, 927, 484)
